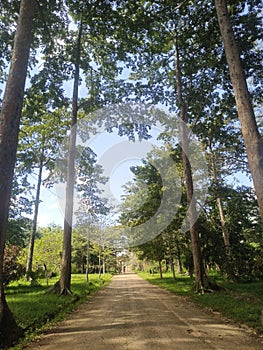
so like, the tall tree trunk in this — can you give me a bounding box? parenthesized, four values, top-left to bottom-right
(167, 239, 176, 281)
(98, 246, 102, 278)
(215, 0, 263, 324)
(60, 21, 82, 294)
(170, 257, 176, 281)
(174, 36, 212, 293)
(26, 150, 44, 278)
(209, 148, 233, 275)
(216, 196, 230, 251)
(176, 243, 183, 274)
(216, 194, 235, 275)
(102, 253, 106, 275)
(158, 260, 163, 279)
(86, 228, 90, 283)
(49, 20, 83, 295)
(215, 0, 263, 222)
(0, 0, 34, 345)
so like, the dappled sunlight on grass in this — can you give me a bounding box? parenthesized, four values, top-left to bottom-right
(6, 274, 112, 329)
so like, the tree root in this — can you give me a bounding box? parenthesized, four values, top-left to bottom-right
(0, 301, 23, 348)
(45, 280, 73, 296)
(196, 280, 225, 294)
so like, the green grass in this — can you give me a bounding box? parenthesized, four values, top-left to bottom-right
(5, 274, 112, 348)
(137, 271, 263, 333)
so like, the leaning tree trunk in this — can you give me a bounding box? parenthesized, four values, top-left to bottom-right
(26, 149, 44, 279)
(49, 21, 83, 295)
(174, 36, 213, 293)
(0, 0, 35, 346)
(215, 0, 263, 222)
(215, 0, 263, 324)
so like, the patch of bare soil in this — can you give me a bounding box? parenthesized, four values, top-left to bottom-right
(24, 272, 263, 350)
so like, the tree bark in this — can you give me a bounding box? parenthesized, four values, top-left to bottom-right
(86, 228, 90, 283)
(209, 148, 233, 274)
(176, 243, 183, 274)
(215, 0, 263, 222)
(167, 239, 176, 281)
(158, 260, 163, 279)
(215, 187, 235, 278)
(48, 20, 83, 295)
(98, 246, 102, 278)
(174, 36, 212, 293)
(26, 149, 44, 278)
(0, 0, 35, 345)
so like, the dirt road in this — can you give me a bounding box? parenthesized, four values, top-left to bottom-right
(24, 272, 262, 350)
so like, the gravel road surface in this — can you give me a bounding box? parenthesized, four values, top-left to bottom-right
(24, 272, 262, 350)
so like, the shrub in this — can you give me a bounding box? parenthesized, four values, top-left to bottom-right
(3, 245, 25, 285)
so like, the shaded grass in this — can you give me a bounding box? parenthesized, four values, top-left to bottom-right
(6, 274, 112, 348)
(137, 271, 263, 333)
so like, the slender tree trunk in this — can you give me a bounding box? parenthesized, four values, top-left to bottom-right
(102, 255, 106, 275)
(170, 258, 176, 281)
(26, 150, 44, 278)
(0, 0, 34, 345)
(49, 20, 83, 295)
(176, 243, 183, 274)
(209, 149, 232, 265)
(174, 36, 212, 293)
(98, 246, 102, 278)
(86, 228, 90, 283)
(216, 196, 229, 250)
(215, 192, 235, 277)
(215, 0, 263, 222)
(60, 22, 82, 294)
(158, 260, 163, 279)
(168, 239, 176, 281)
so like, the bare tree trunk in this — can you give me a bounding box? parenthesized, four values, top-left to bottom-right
(158, 260, 163, 279)
(170, 258, 176, 281)
(60, 23, 81, 294)
(216, 196, 229, 250)
(167, 239, 176, 281)
(176, 243, 183, 274)
(174, 36, 213, 293)
(0, 0, 34, 345)
(215, 0, 263, 222)
(215, 192, 235, 278)
(86, 228, 90, 283)
(98, 246, 102, 278)
(102, 255, 106, 275)
(48, 20, 83, 295)
(209, 148, 233, 274)
(26, 150, 44, 278)
(215, 0, 263, 324)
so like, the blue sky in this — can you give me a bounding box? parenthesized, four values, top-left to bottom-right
(36, 124, 165, 227)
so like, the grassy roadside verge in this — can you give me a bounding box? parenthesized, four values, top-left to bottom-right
(5, 274, 112, 349)
(137, 271, 263, 334)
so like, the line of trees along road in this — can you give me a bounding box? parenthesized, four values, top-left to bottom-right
(0, 0, 262, 346)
